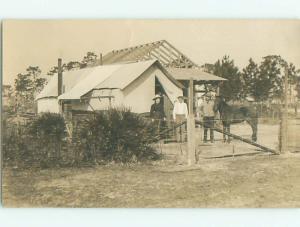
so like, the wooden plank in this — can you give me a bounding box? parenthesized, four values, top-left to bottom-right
(195, 119, 278, 154)
(156, 46, 177, 64)
(160, 41, 182, 59)
(58, 58, 63, 114)
(99, 53, 103, 65)
(157, 46, 177, 62)
(187, 78, 196, 165)
(58, 58, 63, 95)
(280, 67, 289, 153)
(122, 46, 148, 61)
(111, 49, 133, 62)
(152, 49, 172, 64)
(130, 45, 154, 61)
(162, 40, 199, 68)
(149, 52, 169, 65)
(103, 40, 198, 67)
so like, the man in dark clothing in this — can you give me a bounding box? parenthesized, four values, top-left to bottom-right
(150, 94, 166, 134)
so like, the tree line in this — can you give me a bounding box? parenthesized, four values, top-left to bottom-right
(11, 52, 300, 113)
(202, 55, 300, 102)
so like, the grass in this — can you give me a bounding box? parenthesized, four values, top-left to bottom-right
(2, 154, 300, 207)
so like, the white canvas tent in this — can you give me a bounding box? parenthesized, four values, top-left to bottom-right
(36, 60, 184, 114)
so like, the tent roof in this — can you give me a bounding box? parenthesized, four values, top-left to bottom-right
(166, 67, 226, 81)
(36, 67, 95, 100)
(36, 60, 182, 101)
(94, 60, 157, 90)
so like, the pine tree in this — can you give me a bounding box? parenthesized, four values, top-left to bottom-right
(14, 66, 46, 113)
(81, 52, 98, 68)
(242, 58, 257, 99)
(213, 56, 243, 101)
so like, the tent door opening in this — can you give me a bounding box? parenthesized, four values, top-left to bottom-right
(155, 77, 173, 128)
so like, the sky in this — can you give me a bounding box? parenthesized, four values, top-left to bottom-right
(3, 19, 300, 85)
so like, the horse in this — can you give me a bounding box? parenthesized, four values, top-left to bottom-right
(213, 96, 258, 142)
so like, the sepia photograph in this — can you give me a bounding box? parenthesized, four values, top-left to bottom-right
(1, 19, 300, 207)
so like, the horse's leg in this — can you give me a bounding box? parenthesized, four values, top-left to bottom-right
(222, 123, 227, 143)
(227, 125, 231, 143)
(247, 118, 258, 142)
(224, 124, 230, 143)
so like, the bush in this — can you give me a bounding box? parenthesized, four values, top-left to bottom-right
(2, 124, 29, 167)
(73, 108, 160, 163)
(27, 113, 67, 167)
(2, 113, 67, 168)
(2, 109, 161, 168)
(29, 113, 66, 139)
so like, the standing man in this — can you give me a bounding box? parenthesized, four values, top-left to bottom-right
(173, 96, 188, 142)
(150, 94, 165, 134)
(196, 95, 205, 120)
(201, 94, 215, 143)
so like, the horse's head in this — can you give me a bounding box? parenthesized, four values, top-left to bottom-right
(213, 96, 226, 113)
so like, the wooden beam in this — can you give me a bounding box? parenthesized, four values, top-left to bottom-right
(120, 46, 144, 61)
(151, 49, 172, 64)
(58, 58, 63, 96)
(130, 45, 154, 61)
(112, 49, 133, 62)
(188, 78, 194, 114)
(157, 46, 177, 62)
(187, 78, 196, 165)
(81, 95, 114, 100)
(99, 53, 103, 65)
(133, 42, 167, 63)
(160, 42, 182, 59)
(162, 40, 199, 68)
(149, 52, 169, 65)
(280, 67, 289, 153)
(58, 58, 63, 114)
(195, 120, 278, 154)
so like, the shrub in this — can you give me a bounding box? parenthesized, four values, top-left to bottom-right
(27, 113, 67, 167)
(73, 108, 160, 163)
(2, 113, 66, 168)
(2, 124, 29, 167)
(28, 113, 66, 139)
(2, 109, 161, 168)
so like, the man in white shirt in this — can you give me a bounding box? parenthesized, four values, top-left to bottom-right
(196, 95, 204, 120)
(173, 96, 188, 142)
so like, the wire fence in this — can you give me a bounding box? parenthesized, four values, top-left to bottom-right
(2, 109, 299, 167)
(146, 112, 291, 159)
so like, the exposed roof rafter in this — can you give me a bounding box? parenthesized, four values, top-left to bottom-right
(101, 40, 199, 68)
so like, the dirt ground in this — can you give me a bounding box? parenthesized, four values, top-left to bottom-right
(2, 153, 300, 208)
(161, 123, 281, 161)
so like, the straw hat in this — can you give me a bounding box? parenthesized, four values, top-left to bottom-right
(177, 95, 185, 99)
(153, 94, 161, 100)
(246, 96, 255, 102)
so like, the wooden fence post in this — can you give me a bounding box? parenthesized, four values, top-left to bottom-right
(187, 78, 196, 165)
(280, 67, 289, 153)
(58, 58, 63, 114)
